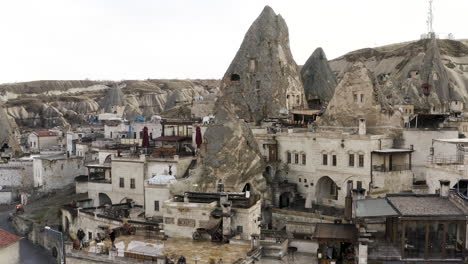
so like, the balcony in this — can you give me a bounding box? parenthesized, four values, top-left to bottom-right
(372, 164, 411, 172)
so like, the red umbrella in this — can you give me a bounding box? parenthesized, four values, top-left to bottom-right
(142, 127, 150, 148)
(195, 126, 202, 148)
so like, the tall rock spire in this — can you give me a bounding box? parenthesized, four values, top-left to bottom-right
(221, 6, 305, 123)
(301, 47, 337, 109)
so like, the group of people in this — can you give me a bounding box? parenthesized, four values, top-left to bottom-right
(75, 228, 116, 250)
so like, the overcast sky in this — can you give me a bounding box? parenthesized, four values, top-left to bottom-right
(0, 0, 466, 83)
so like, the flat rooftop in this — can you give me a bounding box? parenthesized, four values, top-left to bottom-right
(87, 235, 250, 264)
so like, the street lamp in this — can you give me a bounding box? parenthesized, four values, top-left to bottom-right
(45, 226, 66, 264)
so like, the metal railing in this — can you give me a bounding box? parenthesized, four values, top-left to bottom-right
(427, 155, 464, 165)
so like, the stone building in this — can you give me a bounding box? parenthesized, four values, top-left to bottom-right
(28, 131, 60, 152)
(33, 154, 85, 192)
(162, 192, 261, 241)
(85, 153, 193, 207)
(255, 128, 414, 209)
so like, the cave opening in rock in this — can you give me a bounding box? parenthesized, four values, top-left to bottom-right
(230, 74, 240, 81)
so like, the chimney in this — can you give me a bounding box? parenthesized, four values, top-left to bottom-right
(439, 180, 450, 198)
(358, 119, 366, 135)
(217, 181, 224, 192)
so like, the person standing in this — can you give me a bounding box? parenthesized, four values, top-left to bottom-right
(77, 228, 85, 249)
(109, 229, 116, 248)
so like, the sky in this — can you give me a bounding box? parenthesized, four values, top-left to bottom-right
(0, 0, 466, 83)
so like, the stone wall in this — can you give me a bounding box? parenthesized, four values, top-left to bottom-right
(0, 161, 33, 188)
(231, 200, 262, 240)
(401, 129, 458, 181)
(162, 200, 218, 238)
(34, 156, 86, 192)
(271, 208, 335, 235)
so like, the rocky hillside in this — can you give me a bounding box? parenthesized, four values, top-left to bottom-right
(329, 39, 468, 112)
(0, 79, 220, 129)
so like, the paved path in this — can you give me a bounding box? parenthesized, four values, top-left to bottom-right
(0, 206, 55, 264)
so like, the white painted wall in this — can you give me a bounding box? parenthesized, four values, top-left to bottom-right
(0, 241, 20, 264)
(401, 129, 458, 181)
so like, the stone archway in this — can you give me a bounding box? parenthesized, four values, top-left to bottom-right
(279, 192, 292, 208)
(316, 176, 338, 203)
(98, 193, 112, 206)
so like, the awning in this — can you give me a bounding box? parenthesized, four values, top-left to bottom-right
(313, 224, 357, 243)
(372, 148, 414, 154)
(356, 198, 399, 218)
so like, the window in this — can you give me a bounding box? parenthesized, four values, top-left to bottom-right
(332, 155, 337, 166)
(322, 154, 328, 165)
(154, 201, 160, 211)
(302, 154, 306, 165)
(236, 226, 243, 234)
(88, 232, 92, 240)
(294, 153, 299, 164)
(287, 152, 291, 164)
(304, 179, 307, 183)
(353, 93, 358, 103)
(360, 94, 364, 103)
(358, 154, 364, 167)
(349, 154, 355, 167)
(130, 178, 135, 189)
(61, 164, 64, 170)
(119, 177, 124, 188)
(299, 178, 302, 183)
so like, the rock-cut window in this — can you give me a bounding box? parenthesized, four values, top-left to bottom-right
(230, 74, 240, 81)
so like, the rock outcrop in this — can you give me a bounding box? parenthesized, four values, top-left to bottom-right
(0, 79, 220, 129)
(220, 6, 304, 123)
(329, 39, 468, 112)
(301, 48, 337, 109)
(0, 104, 20, 152)
(319, 62, 402, 134)
(170, 98, 269, 202)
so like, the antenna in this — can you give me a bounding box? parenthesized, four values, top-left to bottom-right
(427, 0, 434, 34)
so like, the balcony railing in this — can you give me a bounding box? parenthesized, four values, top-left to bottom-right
(428, 155, 464, 165)
(372, 164, 411, 172)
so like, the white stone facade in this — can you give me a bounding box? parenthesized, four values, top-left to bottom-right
(33, 155, 86, 191)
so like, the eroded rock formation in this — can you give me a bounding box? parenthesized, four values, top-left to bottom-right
(0, 79, 219, 129)
(220, 6, 304, 123)
(170, 98, 269, 202)
(301, 48, 337, 109)
(329, 39, 468, 112)
(319, 62, 402, 134)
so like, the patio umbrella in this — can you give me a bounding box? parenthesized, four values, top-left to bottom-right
(195, 126, 202, 148)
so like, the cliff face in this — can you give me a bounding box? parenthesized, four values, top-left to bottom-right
(301, 47, 337, 108)
(220, 6, 304, 123)
(329, 39, 468, 112)
(319, 62, 402, 134)
(0, 79, 220, 129)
